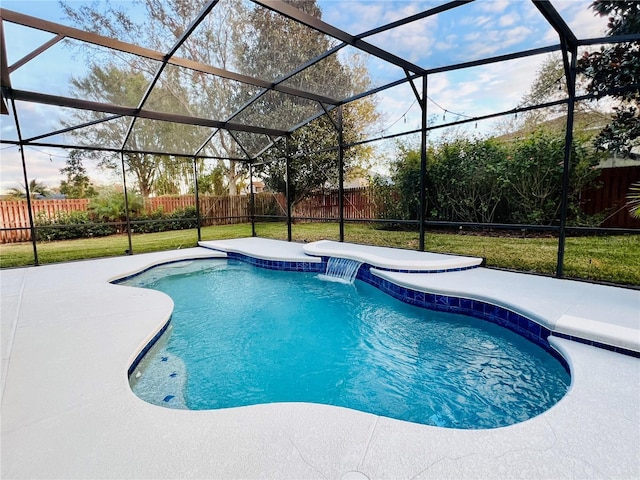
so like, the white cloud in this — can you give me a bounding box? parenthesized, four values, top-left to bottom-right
(477, 0, 511, 14)
(499, 12, 519, 27)
(371, 59, 545, 138)
(543, 27, 560, 45)
(550, 1, 608, 38)
(368, 13, 438, 64)
(0, 147, 63, 194)
(382, 2, 422, 24)
(459, 14, 493, 28)
(322, 1, 387, 35)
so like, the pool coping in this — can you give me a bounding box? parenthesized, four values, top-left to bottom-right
(302, 239, 484, 272)
(2, 240, 639, 479)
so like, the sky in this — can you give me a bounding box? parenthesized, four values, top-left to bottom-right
(0, 0, 609, 193)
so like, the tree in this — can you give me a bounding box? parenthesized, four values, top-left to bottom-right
(60, 0, 252, 196)
(59, 151, 97, 198)
(7, 179, 51, 199)
(194, 163, 227, 196)
(257, 96, 382, 208)
(62, 64, 202, 197)
(578, 0, 640, 156)
(517, 54, 609, 133)
(238, 1, 381, 205)
(60, 0, 381, 199)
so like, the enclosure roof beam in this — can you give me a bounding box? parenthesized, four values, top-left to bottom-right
(255, 139, 279, 160)
(251, 0, 426, 75)
(121, 0, 221, 150)
(24, 114, 124, 143)
(425, 44, 561, 75)
(224, 5, 468, 138)
(228, 131, 254, 161)
(355, 0, 474, 39)
(5, 88, 289, 136)
(0, 17, 9, 114)
(341, 85, 639, 150)
(0, 8, 338, 106)
(0, 138, 250, 161)
(578, 33, 640, 46)
(0, 15, 11, 89)
(191, 42, 345, 158)
(319, 102, 339, 132)
(331, 44, 561, 111)
(8, 34, 64, 74)
(533, 0, 577, 50)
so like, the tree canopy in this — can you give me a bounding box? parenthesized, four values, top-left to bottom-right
(7, 179, 51, 200)
(578, 0, 640, 156)
(59, 0, 381, 197)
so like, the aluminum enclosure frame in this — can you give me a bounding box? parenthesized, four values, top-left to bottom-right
(0, 0, 638, 280)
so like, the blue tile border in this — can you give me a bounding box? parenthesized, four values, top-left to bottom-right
(112, 257, 220, 284)
(224, 251, 327, 273)
(552, 332, 640, 358)
(370, 264, 480, 274)
(356, 264, 551, 346)
(128, 317, 172, 377)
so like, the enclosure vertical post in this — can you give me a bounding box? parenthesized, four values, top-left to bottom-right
(557, 43, 577, 278)
(338, 105, 345, 242)
(285, 137, 292, 242)
(419, 75, 428, 251)
(120, 152, 133, 255)
(193, 156, 201, 242)
(10, 98, 39, 265)
(249, 162, 256, 237)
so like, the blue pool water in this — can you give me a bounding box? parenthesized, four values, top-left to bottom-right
(125, 259, 570, 429)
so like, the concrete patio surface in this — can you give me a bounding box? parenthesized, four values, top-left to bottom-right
(1, 239, 639, 479)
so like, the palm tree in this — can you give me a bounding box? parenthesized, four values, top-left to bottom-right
(627, 181, 640, 219)
(7, 179, 51, 199)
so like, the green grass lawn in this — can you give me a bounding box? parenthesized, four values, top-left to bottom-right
(1, 222, 638, 286)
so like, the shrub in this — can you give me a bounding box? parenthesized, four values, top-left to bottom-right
(35, 211, 116, 241)
(428, 138, 509, 223)
(130, 207, 198, 234)
(88, 188, 144, 223)
(371, 130, 603, 229)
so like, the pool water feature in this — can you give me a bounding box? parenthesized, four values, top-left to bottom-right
(318, 257, 362, 284)
(124, 259, 570, 429)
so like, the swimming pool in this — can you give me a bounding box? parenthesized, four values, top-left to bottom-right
(123, 258, 569, 429)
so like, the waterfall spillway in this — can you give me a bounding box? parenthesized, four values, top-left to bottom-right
(318, 257, 362, 284)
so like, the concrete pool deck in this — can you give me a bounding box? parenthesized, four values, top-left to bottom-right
(2, 238, 639, 479)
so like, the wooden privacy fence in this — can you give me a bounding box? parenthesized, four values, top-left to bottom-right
(0, 189, 375, 243)
(2, 179, 638, 243)
(581, 166, 640, 229)
(145, 196, 195, 213)
(293, 188, 376, 220)
(0, 199, 90, 243)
